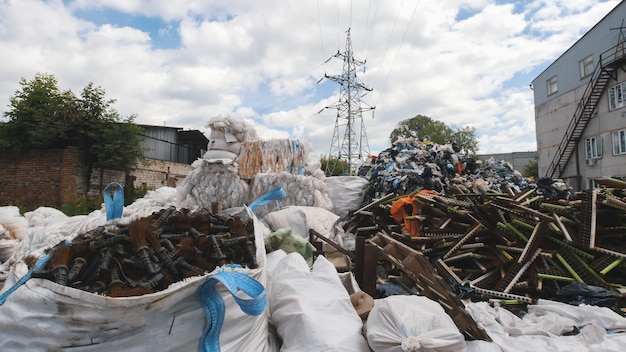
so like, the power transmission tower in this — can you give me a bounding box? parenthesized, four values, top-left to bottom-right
(323, 28, 375, 176)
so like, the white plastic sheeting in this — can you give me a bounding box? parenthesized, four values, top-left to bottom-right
(0, 206, 28, 263)
(464, 299, 626, 352)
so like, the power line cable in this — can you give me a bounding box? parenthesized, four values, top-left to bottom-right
(370, 0, 404, 90)
(362, 0, 380, 59)
(373, 0, 420, 107)
(317, 0, 326, 61)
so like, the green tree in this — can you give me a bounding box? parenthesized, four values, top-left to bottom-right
(389, 114, 479, 156)
(522, 159, 538, 178)
(1, 73, 144, 183)
(0, 73, 73, 150)
(320, 155, 351, 176)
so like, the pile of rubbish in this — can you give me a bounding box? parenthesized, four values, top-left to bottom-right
(359, 137, 533, 202)
(1, 118, 626, 351)
(36, 207, 258, 297)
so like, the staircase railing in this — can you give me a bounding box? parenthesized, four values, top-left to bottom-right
(544, 43, 626, 178)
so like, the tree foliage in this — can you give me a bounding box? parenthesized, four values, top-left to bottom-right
(389, 114, 479, 156)
(0, 73, 144, 170)
(522, 159, 538, 179)
(320, 155, 351, 176)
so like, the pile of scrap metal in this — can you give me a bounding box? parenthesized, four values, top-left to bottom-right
(341, 175, 626, 341)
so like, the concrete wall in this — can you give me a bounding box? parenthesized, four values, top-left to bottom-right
(476, 151, 537, 174)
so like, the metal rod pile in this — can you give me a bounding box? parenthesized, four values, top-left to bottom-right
(38, 207, 257, 297)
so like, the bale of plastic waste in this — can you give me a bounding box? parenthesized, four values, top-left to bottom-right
(249, 172, 333, 218)
(177, 160, 250, 211)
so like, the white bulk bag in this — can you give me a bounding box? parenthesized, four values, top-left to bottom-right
(268, 252, 369, 351)
(366, 295, 467, 352)
(0, 208, 271, 352)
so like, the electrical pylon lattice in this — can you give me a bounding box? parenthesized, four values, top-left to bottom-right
(324, 28, 374, 176)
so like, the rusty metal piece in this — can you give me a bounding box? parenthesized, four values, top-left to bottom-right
(470, 285, 534, 304)
(309, 228, 355, 261)
(602, 195, 626, 211)
(578, 189, 598, 249)
(557, 249, 607, 287)
(503, 248, 542, 293)
(518, 221, 548, 263)
(207, 234, 229, 266)
(442, 224, 484, 260)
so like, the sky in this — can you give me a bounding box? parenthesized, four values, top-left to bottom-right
(0, 0, 621, 158)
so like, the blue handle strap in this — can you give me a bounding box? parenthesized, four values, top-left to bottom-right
(0, 252, 52, 306)
(196, 270, 266, 352)
(104, 182, 124, 221)
(248, 187, 286, 212)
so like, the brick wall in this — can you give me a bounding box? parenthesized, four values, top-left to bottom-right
(0, 147, 84, 210)
(0, 147, 194, 210)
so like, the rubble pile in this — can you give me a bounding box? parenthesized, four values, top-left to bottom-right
(347, 177, 626, 315)
(36, 206, 258, 297)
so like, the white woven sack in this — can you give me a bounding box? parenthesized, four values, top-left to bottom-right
(268, 252, 369, 351)
(366, 295, 467, 352)
(0, 208, 271, 352)
(262, 206, 345, 246)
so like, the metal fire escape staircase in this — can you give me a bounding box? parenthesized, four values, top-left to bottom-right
(545, 43, 626, 179)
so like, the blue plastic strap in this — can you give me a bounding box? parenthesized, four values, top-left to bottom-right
(196, 270, 266, 352)
(104, 182, 124, 221)
(248, 187, 286, 212)
(0, 252, 52, 306)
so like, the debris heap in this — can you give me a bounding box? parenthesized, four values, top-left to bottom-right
(349, 178, 626, 316)
(36, 207, 258, 297)
(359, 138, 530, 202)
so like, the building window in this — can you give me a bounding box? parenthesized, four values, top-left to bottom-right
(609, 82, 626, 111)
(585, 136, 601, 159)
(613, 129, 626, 155)
(547, 75, 558, 95)
(579, 55, 594, 79)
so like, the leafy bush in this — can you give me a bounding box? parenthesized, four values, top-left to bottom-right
(60, 196, 103, 216)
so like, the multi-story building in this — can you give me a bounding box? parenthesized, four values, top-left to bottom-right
(532, 1, 626, 190)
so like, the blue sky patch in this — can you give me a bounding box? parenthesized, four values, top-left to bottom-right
(72, 8, 181, 49)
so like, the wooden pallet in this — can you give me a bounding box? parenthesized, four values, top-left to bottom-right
(367, 232, 492, 342)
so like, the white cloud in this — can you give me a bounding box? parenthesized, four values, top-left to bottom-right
(0, 0, 621, 156)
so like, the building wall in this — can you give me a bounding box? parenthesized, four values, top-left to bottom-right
(534, 84, 587, 181)
(0, 147, 84, 209)
(0, 147, 193, 210)
(476, 151, 537, 174)
(88, 158, 192, 197)
(532, 2, 626, 190)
